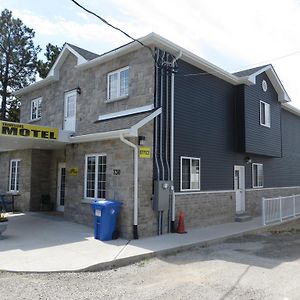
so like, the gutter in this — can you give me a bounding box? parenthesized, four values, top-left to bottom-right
(170, 51, 182, 233)
(120, 134, 139, 239)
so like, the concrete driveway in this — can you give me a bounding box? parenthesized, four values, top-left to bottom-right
(0, 212, 129, 272)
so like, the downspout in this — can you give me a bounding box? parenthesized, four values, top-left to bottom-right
(170, 51, 182, 233)
(120, 133, 139, 239)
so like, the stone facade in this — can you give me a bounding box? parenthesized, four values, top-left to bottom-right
(175, 192, 236, 229)
(19, 47, 154, 136)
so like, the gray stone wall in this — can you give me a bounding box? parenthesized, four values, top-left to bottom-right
(175, 192, 236, 228)
(0, 150, 32, 211)
(245, 187, 300, 216)
(19, 47, 154, 136)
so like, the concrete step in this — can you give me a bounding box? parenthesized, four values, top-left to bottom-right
(235, 213, 253, 223)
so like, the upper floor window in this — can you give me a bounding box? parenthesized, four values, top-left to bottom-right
(260, 101, 270, 128)
(9, 159, 20, 192)
(252, 163, 263, 188)
(107, 67, 129, 101)
(31, 97, 42, 121)
(84, 154, 107, 199)
(180, 156, 201, 191)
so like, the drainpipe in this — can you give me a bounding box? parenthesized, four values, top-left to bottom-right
(170, 51, 182, 233)
(120, 133, 139, 239)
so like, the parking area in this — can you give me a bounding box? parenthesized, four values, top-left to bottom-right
(1, 223, 300, 299)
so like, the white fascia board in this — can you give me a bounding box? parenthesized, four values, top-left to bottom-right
(14, 76, 58, 97)
(130, 107, 162, 135)
(98, 104, 154, 121)
(48, 44, 87, 77)
(248, 65, 291, 103)
(69, 129, 134, 144)
(76, 32, 244, 85)
(282, 103, 300, 117)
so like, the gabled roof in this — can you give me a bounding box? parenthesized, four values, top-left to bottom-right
(234, 65, 270, 77)
(234, 64, 290, 103)
(13, 32, 290, 104)
(66, 43, 99, 61)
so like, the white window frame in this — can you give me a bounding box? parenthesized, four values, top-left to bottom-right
(30, 97, 42, 121)
(9, 159, 20, 192)
(260, 101, 270, 128)
(106, 66, 129, 102)
(180, 156, 201, 192)
(84, 153, 107, 200)
(252, 163, 264, 188)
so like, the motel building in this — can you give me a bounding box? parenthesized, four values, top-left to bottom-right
(2, 33, 300, 239)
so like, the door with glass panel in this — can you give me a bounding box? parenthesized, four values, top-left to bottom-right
(57, 162, 66, 212)
(64, 91, 76, 132)
(234, 165, 245, 212)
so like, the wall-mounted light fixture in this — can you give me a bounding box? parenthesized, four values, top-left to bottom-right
(76, 87, 81, 95)
(245, 157, 252, 164)
(138, 135, 146, 146)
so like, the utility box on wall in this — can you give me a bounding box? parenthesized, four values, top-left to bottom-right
(153, 180, 173, 211)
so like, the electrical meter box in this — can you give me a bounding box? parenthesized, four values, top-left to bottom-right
(153, 180, 173, 211)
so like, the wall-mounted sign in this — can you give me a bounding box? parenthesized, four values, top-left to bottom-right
(139, 146, 151, 159)
(113, 169, 121, 176)
(0, 121, 59, 140)
(69, 167, 79, 176)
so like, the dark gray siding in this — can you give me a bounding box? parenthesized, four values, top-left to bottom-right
(244, 73, 282, 157)
(174, 60, 237, 191)
(173, 60, 300, 192)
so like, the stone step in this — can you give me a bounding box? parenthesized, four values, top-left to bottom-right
(235, 213, 252, 222)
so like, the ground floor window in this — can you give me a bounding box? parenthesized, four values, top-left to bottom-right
(9, 159, 20, 192)
(84, 154, 107, 199)
(252, 163, 263, 188)
(180, 156, 201, 191)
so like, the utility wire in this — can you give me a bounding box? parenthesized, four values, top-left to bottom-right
(70, 0, 156, 61)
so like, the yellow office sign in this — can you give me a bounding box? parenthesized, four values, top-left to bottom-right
(0, 121, 59, 140)
(139, 146, 151, 158)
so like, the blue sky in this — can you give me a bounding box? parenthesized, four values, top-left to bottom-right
(1, 0, 300, 108)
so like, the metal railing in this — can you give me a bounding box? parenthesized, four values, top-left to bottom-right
(262, 194, 300, 225)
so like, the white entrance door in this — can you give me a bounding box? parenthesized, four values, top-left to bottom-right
(64, 91, 76, 132)
(57, 162, 66, 212)
(234, 165, 245, 213)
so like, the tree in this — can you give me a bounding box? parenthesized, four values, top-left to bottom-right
(0, 9, 40, 121)
(37, 43, 62, 79)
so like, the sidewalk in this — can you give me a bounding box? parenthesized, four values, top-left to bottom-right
(0, 212, 266, 272)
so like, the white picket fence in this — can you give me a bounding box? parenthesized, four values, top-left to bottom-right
(262, 194, 300, 225)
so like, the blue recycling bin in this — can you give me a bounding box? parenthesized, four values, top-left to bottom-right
(91, 200, 123, 241)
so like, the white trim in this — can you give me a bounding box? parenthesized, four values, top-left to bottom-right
(98, 104, 154, 121)
(282, 103, 300, 117)
(246, 186, 300, 192)
(131, 108, 162, 134)
(260, 101, 271, 128)
(180, 156, 201, 192)
(84, 153, 107, 200)
(106, 66, 129, 101)
(48, 44, 87, 78)
(30, 97, 42, 121)
(175, 190, 234, 195)
(252, 163, 264, 188)
(56, 162, 66, 212)
(9, 159, 21, 192)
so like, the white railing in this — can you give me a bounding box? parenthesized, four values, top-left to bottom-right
(262, 194, 300, 225)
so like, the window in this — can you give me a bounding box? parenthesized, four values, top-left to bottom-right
(31, 97, 42, 121)
(180, 157, 201, 191)
(107, 67, 129, 101)
(84, 154, 107, 199)
(252, 163, 263, 188)
(260, 101, 270, 128)
(9, 159, 20, 192)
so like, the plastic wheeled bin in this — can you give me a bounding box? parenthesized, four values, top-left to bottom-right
(91, 200, 123, 241)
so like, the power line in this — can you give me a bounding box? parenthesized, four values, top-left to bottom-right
(70, 0, 156, 61)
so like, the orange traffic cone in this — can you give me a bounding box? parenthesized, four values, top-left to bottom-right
(176, 210, 187, 234)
